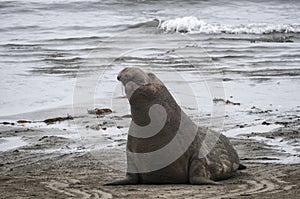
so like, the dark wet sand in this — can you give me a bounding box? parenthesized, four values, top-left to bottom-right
(0, 151, 299, 199)
(0, 122, 299, 199)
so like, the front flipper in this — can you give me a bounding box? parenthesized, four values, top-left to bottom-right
(105, 173, 139, 185)
(189, 176, 221, 185)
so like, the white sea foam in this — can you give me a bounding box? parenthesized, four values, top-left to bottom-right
(159, 16, 300, 34)
(0, 137, 28, 151)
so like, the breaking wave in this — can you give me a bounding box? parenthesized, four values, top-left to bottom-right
(159, 16, 300, 34)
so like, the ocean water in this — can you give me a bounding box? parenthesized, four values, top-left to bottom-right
(0, 0, 300, 122)
(0, 0, 300, 164)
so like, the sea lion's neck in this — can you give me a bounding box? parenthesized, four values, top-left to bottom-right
(130, 98, 181, 127)
(130, 103, 152, 126)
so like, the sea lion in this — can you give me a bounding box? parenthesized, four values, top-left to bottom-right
(107, 67, 245, 185)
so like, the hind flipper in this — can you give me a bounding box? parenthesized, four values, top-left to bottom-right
(189, 159, 221, 185)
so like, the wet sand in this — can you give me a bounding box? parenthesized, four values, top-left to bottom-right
(0, 110, 299, 198)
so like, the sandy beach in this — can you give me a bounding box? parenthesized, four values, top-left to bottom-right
(0, 104, 299, 198)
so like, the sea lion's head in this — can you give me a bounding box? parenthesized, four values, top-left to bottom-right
(117, 67, 180, 128)
(118, 67, 176, 127)
(117, 67, 154, 99)
(117, 67, 151, 86)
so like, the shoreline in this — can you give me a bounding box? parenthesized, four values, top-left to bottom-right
(1, 101, 299, 164)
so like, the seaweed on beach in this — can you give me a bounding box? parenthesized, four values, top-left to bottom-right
(17, 120, 32, 124)
(43, 115, 74, 124)
(87, 108, 112, 115)
(213, 98, 241, 105)
(0, 121, 15, 125)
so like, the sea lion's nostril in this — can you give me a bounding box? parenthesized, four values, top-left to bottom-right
(117, 75, 120, 80)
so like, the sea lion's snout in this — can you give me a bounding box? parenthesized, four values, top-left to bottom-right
(117, 67, 150, 86)
(118, 67, 154, 100)
(117, 73, 131, 86)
